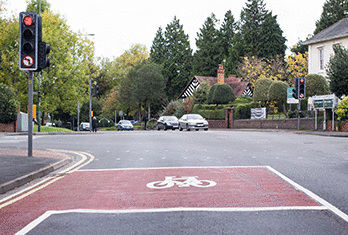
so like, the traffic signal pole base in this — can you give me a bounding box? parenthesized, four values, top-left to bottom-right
(28, 71, 33, 157)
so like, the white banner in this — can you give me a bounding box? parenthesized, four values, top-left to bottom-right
(251, 108, 266, 120)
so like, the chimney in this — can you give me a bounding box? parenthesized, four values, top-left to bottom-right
(217, 64, 225, 84)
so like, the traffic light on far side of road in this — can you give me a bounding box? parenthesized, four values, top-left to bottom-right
(298, 77, 306, 99)
(292, 78, 299, 99)
(19, 12, 39, 70)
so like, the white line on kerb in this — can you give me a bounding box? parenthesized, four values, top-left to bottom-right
(15, 206, 327, 235)
(266, 166, 348, 223)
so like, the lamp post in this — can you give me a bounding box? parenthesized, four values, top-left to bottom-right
(83, 34, 95, 132)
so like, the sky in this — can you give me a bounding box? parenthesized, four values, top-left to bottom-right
(4, 0, 327, 60)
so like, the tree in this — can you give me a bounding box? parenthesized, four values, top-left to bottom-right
(286, 52, 308, 85)
(162, 16, 193, 100)
(253, 78, 274, 105)
(26, 0, 50, 13)
(150, 27, 165, 64)
(220, 10, 237, 60)
(290, 39, 308, 55)
(268, 81, 289, 110)
(239, 0, 268, 57)
(192, 80, 210, 104)
(314, 0, 348, 35)
(326, 44, 348, 97)
(0, 83, 19, 123)
(305, 74, 330, 97)
(207, 84, 235, 105)
(193, 13, 224, 77)
(128, 62, 166, 119)
(257, 13, 287, 59)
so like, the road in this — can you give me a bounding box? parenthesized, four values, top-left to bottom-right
(1, 130, 348, 234)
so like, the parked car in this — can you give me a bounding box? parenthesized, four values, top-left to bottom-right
(80, 122, 90, 131)
(45, 122, 56, 127)
(117, 120, 134, 131)
(157, 116, 179, 131)
(179, 114, 209, 131)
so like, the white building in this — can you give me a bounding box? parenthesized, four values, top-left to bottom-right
(303, 18, 348, 78)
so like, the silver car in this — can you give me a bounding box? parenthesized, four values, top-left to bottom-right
(179, 114, 209, 131)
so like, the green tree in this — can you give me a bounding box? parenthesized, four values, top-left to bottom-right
(207, 84, 235, 105)
(305, 74, 330, 97)
(26, 0, 50, 13)
(162, 16, 193, 100)
(290, 39, 308, 55)
(192, 80, 210, 104)
(257, 13, 287, 59)
(128, 62, 166, 119)
(193, 13, 223, 77)
(314, 0, 348, 34)
(268, 81, 289, 113)
(0, 83, 19, 123)
(220, 10, 238, 75)
(326, 44, 348, 97)
(253, 78, 274, 105)
(150, 27, 165, 64)
(239, 0, 268, 57)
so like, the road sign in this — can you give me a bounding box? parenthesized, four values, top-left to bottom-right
(312, 94, 338, 110)
(287, 87, 299, 104)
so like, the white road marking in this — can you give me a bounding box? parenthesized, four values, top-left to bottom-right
(266, 166, 348, 223)
(16, 206, 327, 235)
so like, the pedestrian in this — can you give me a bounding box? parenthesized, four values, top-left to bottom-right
(92, 116, 98, 132)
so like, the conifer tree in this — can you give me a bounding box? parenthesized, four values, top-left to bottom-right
(150, 27, 165, 64)
(239, 0, 268, 57)
(192, 13, 224, 77)
(220, 10, 238, 75)
(314, 0, 348, 35)
(257, 13, 287, 59)
(162, 16, 193, 100)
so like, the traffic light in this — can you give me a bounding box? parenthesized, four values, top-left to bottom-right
(93, 82, 99, 96)
(19, 12, 39, 70)
(298, 77, 306, 99)
(37, 41, 50, 71)
(292, 78, 298, 99)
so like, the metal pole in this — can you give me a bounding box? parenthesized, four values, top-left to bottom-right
(77, 101, 80, 132)
(332, 108, 335, 131)
(315, 109, 317, 130)
(38, 73, 41, 132)
(28, 71, 33, 157)
(297, 101, 300, 130)
(89, 77, 92, 132)
(323, 109, 326, 130)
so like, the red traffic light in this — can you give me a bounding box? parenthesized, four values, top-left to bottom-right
(23, 15, 33, 26)
(299, 78, 305, 84)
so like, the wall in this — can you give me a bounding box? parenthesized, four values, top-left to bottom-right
(0, 122, 16, 132)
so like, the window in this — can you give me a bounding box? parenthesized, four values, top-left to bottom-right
(319, 48, 324, 70)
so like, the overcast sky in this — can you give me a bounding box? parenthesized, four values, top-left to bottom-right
(5, 0, 326, 60)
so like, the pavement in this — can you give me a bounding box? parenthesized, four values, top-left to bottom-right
(0, 129, 347, 195)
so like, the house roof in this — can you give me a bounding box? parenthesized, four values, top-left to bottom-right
(303, 18, 348, 45)
(178, 75, 251, 99)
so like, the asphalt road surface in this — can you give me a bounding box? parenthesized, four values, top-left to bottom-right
(1, 130, 348, 234)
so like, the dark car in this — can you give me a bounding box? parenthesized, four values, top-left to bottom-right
(157, 116, 179, 131)
(179, 114, 209, 131)
(117, 120, 134, 131)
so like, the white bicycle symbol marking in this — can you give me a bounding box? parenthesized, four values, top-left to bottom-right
(146, 176, 217, 189)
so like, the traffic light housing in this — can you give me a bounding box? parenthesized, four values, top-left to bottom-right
(93, 82, 99, 96)
(19, 12, 39, 70)
(37, 41, 50, 71)
(298, 77, 306, 99)
(292, 78, 298, 99)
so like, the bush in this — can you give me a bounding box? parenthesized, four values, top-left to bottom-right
(336, 97, 348, 121)
(233, 102, 261, 120)
(192, 104, 229, 120)
(207, 84, 235, 105)
(253, 78, 274, 103)
(306, 74, 330, 97)
(0, 84, 19, 124)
